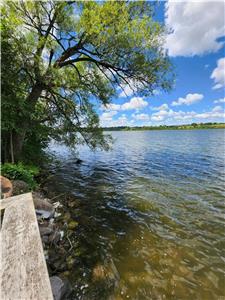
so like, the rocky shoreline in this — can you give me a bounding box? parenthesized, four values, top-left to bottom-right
(12, 179, 77, 300)
(9, 173, 121, 300)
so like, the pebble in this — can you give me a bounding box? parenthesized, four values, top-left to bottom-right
(54, 212, 62, 218)
(53, 201, 62, 208)
(68, 220, 79, 230)
(60, 231, 64, 239)
(44, 250, 49, 260)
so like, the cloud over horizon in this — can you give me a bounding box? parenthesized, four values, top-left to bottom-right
(100, 104, 224, 127)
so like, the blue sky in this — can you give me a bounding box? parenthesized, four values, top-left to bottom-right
(99, 1, 225, 127)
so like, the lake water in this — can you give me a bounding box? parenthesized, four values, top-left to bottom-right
(47, 129, 225, 299)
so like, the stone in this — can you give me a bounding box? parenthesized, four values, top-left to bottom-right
(60, 271, 70, 278)
(50, 276, 71, 300)
(63, 212, 71, 222)
(75, 159, 83, 164)
(33, 195, 53, 210)
(53, 201, 62, 209)
(49, 230, 61, 245)
(12, 180, 29, 195)
(33, 196, 55, 219)
(42, 235, 49, 244)
(67, 200, 79, 208)
(39, 226, 53, 236)
(36, 209, 54, 219)
(92, 265, 105, 281)
(92, 259, 120, 289)
(0, 176, 13, 198)
(67, 221, 78, 230)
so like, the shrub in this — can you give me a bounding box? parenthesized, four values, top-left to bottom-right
(1, 162, 39, 189)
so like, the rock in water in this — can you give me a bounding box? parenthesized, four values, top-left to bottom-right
(67, 220, 78, 230)
(92, 259, 120, 290)
(12, 180, 29, 195)
(39, 226, 53, 236)
(36, 209, 54, 219)
(75, 158, 82, 164)
(50, 276, 71, 300)
(33, 195, 55, 219)
(49, 230, 61, 245)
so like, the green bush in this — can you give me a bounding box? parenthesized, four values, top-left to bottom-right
(1, 162, 39, 189)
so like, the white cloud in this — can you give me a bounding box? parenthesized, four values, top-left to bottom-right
(211, 58, 225, 90)
(132, 113, 150, 121)
(151, 106, 225, 123)
(116, 114, 129, 126)
(165, 1, 225, 56)
(214, 98, 225, 104)
(100, 106, 225, 127)
(100, 113, 132, 127)
(212, 105, 223, 112)
(121, 97, 148, 111)
(153, 103, 169, 111)
(194, 106, 225, 120)
(172, 93, 203, 106)
(100, 111, 118, 122)
(151, 109, 173, 122)
(102, 97, 148, 112)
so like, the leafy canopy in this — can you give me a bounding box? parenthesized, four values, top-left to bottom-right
(2, 1, 174, 156)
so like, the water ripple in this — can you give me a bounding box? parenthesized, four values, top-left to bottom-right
(47, 129, 225, 299)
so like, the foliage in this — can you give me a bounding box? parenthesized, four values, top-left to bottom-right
(1, 163, 39, 189)
(1, 1, 174, 162)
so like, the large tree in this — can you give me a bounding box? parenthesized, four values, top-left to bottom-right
(1, 1, 173, 162)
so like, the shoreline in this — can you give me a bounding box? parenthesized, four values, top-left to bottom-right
(102, 124, 225, 132)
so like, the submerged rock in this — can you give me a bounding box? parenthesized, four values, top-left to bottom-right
(63, 212, 71, 222)
(92, 259, 120, 289)
(67, 200, 80, 208)
(66, 256, 75, 269)
(67, 220, 78, 230)
(50, 276, 71, 300)
(92, 264, 105, 280)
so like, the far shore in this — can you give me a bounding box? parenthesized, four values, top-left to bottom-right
(102, 123, 225, 131)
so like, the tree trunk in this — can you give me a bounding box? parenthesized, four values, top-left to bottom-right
(26, 83, 44, 106)
(12, 130, 26, 162)
(1, 132, 10, 163)
(11, 83, 44, 161)
(10, 131, 14, 164)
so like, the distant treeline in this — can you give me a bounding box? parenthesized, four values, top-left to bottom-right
(103, 123, 225, 131)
